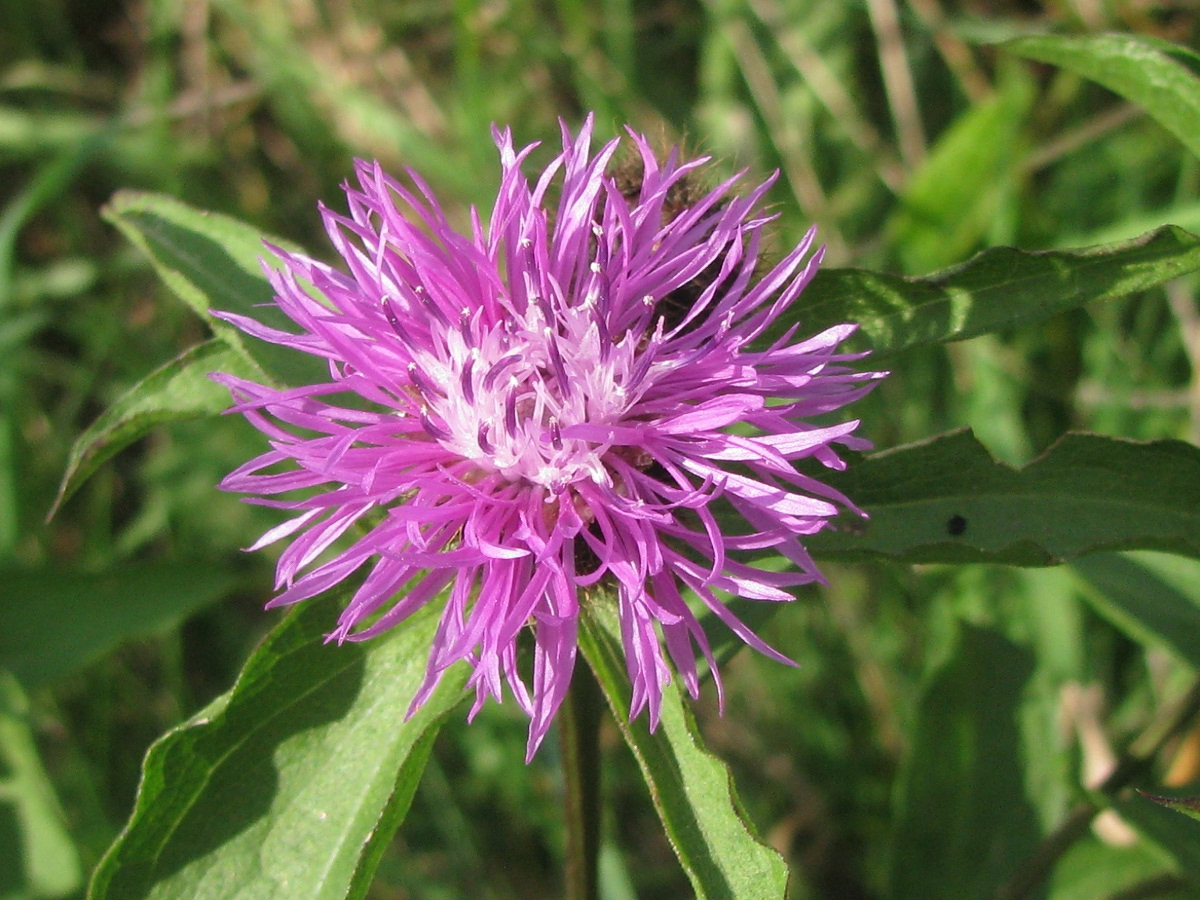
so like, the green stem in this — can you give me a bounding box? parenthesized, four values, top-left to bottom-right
(561, 661, 603, 900)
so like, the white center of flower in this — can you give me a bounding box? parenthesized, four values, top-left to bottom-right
(408, 289, 650, 492)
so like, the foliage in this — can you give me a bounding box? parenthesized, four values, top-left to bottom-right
(6, 2, 1200, 898)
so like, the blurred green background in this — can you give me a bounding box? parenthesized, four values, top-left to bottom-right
(3, 1, 1200, 897)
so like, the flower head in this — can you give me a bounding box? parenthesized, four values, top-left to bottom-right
(215, 116, 884, 758)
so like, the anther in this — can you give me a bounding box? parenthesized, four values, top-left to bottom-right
(504, 379, 520, 436)
(382, 297, 403, 332)
(419, 405, 451, 440)
(477, 422, 494, 453)
(460, 357, 476, 405)
(629, 347, 655, 389)
(407, 362, 442, 398)
(545, 327, 569, 388)
(484, 354, 523, 391)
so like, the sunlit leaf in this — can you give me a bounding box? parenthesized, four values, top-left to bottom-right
(51, 340, 255, 515)
(89, 597, 468, 900)
(809, 429, 1200, 565)
(102, 191, 325, 389)
(1003, 33, 1200, 160)
(887, 73, 1033, 273)
(779, 226, 1200, 356)
(579, 599, 790, 900)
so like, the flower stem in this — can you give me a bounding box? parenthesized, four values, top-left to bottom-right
(561, 662, 603, 900)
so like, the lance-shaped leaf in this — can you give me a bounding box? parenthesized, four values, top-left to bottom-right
(1071, 552, 1200, 669)
(90, 597, 468, 900)
(889, 625, 1041, 900)
(1115, 793, 1200, 883)
(1, 561, 240, 689)
(0, 672, 83, 899)
(51, 340, 256, 516)
(103, 191, 327, 389)
(1047, 836, 1180, 900)
(1003, 33, 1200, 161)
(887, 73, 1033, 274)
(808, 429, 1200, 565)
(578, 598, 790, 900)
(771, 226, 1200, 356)
(1139, 792, 1200, 826)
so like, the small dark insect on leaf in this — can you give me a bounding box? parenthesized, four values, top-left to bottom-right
(946, 514, 968, 537)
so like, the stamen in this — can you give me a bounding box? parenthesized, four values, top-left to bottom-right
(419, 405, 450, 440)
(477, 422, 494, 453)
(629, 342, 657, 389)
(407, 362, 443, 398)
(595, 307, 610, 357)
(535, 293, 555, 327)
(549, 417, 563, 451)
(460, 356, 476, 405)
(504, 377, 520, 436)
(484, 353, 523, 391)
(545, 327, 569, 388)
(417, 287, 451, 328)
(382, 296, 404, 333)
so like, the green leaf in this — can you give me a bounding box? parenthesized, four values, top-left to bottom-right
(1003, 33, 1200, 160)
(0, 561, 240, 689)
(1071, 552, 1200, 669)
(1116, 792, 1200, 881)
(809, 429, 1200, 566)
(1140, 792, 1200, 826)
(342, 729, 440, 900)
(887, 73, 1033, 273)
(102, 191, 327, 389)
(578, 598, 789, 900)
(0, 105, 101, 158)
(1047, 833, 1175, 899)
(51, 340, 256, 516)
(779, 226, 1200, 356)
(90, 596, 468, 900)
(0, 672, 83, 899)
(888, 624, 1041, 900)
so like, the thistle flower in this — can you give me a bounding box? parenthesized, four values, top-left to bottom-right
(214, 116, 884, 758)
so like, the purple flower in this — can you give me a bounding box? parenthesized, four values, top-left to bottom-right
(215, 116, 884, 758)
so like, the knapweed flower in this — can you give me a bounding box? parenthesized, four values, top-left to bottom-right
(215, 116, 883, 758)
